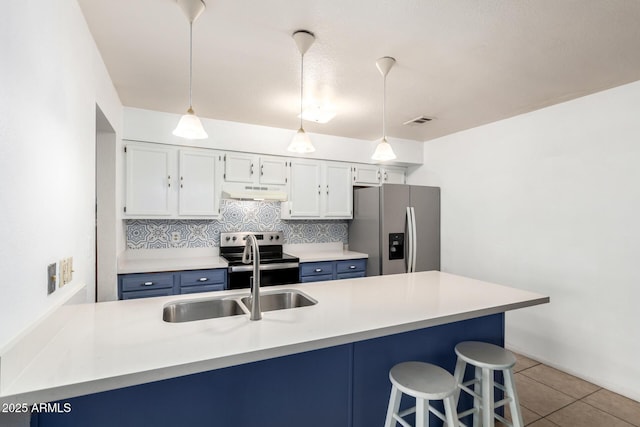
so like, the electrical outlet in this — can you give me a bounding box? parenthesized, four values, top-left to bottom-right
(59, 258, 68, 287)
(60, 257, 73, 287)
(171, 232, 181, 242)
(47, 263, 57, 295)
(68, 256, 73, 283)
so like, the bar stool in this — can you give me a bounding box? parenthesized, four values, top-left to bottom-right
(452, 341, 523, 427)
(384, 361, 459, 427)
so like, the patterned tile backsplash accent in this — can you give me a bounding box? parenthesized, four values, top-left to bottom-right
(126, 200, 348, 249)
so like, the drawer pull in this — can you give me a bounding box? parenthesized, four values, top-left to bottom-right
(198, 277, 208, 282)
(314, 268, 323, 272)
(143, 281, 154, 286)
(349, 265, 356, 269)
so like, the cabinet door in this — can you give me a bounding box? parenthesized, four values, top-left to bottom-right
(224, 153, 256, 183)
(125, 144, 174, 216)
(323, 162, 353, 218)
(353, 165, 381, 186)
(259, 157, 288, 185)
(289, 160, 321, 217)
(382, 167, 406, 184)
(179, 149, 218, 216)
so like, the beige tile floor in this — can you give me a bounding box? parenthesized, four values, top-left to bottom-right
(496, 353, 640, 427)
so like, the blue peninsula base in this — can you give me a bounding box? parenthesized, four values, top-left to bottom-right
(32, 313, 504, 427)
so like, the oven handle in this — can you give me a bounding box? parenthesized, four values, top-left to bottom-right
(228, 262, 300, 273)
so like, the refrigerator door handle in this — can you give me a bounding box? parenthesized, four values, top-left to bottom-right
(406, 207, 413, 273)
(410, 206, 418, 272)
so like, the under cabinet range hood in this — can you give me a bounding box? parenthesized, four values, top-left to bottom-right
(221, 183, 288, 201)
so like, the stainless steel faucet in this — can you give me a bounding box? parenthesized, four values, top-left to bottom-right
(242, 234, 262, 320)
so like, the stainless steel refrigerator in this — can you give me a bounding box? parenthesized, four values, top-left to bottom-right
(348, 184, 440, 276)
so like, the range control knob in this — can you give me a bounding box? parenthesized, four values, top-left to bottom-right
(269, 235, 274, 241)
(232, 236, 237, 241)
(225, 236, 231, 241)
(275, 235, 280, 240)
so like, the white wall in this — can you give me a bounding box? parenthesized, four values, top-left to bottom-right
(409, 80, 640, 400)
(124, 107, 423, 167)
(0, 0, 122, 349)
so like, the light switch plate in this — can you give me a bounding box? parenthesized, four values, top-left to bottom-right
(47, 263, 57, 295)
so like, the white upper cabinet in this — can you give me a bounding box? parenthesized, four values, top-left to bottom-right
(124, 143, 174, 216)
(352, 164, 407, 186)
(381, 166, 406, 184)
(223, 153, 287, 186)
(323, 162, 352, 218)
(283, 160, 352, 219)
(124, 141, 221, 219)
(178, 149, 219, 216)
(259, 156, 288, 185)
(285, 159, 322, 217)
(224, 152, 255, 183)
(353, 164, 382, 186)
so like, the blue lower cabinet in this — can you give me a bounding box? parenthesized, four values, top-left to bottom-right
(118, 268, 227, 300)
(178, 269, 227, 294)
(32, 314, 504, 427)
(299, 258, 367, 283)
(119, 272, 175, 300)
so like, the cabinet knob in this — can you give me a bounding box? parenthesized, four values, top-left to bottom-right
(261, 165, 264, 176)
(314, 268, 323, 272)
(250, 164, 254, 175)
(143, 281, 154, 286)
(318, 185, 321, 195)
(349, 265, 356, 269)
(198, 277, 208, 282)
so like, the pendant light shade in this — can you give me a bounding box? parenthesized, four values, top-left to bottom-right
(372, 137, 396, 161)
(289, 127, 315, 153)
(173, 0, 208, 140)
(372, 56, 397, 161)
(288, 30, 316, 153)
(173, 107, 208, 139)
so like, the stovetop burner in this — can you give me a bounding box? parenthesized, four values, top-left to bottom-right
(219, 231, 299, 267)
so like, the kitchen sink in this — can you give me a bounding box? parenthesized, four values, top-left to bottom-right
(241, 290, 317, 313)
(163, 298, 246, 323)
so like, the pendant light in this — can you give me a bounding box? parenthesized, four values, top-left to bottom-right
(173, 0, 208, 140)
(288, 30, 316, 153)
(372, 56, 397, 161)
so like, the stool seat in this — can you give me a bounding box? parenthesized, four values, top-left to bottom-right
(385, 361, 459, 427)
(390, 362, 457, 400)
(455, 341, 516, 370)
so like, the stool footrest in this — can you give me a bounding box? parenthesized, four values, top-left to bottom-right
(392, 412, 413, 427)
(459, 383, 481, 400)
(494, 397, 511, 409)
(397, 406, 416, 418)
(494, 412, 512, 426)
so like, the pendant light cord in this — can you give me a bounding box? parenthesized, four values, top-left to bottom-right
(300, 52, 304, 130)
(382, 72, 387, 140)
(189, 20, 193, 111)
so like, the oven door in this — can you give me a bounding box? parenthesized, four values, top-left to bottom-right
(227, 264, 300, 290)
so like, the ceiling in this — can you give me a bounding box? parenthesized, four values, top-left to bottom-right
(78, 0, 640, 142)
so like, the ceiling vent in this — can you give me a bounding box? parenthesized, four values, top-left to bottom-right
(403, 116, 434, 125)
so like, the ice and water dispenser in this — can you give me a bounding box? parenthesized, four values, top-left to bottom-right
(389, 233, 404, 260)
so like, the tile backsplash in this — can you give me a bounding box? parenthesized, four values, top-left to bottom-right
(126, 200, 348, 249)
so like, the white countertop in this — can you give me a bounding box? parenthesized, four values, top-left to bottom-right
(118, 256, 228, 274)
(0, 271, 548, 405)
(117, 244, 367, 274)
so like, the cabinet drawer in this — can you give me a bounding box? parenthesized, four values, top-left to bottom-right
(300, 274, 334, 283)
(336, 259, 366, 274)
(121, 273, 174, 292)
(336, 271, 366, 280)
(300, 262, 334, 277)
(180, 283, 226, 294)
(179, 269, 226, 287)
(122, 288, 174, 300)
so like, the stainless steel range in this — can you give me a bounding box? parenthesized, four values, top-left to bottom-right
(220, 231, 300, 290)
